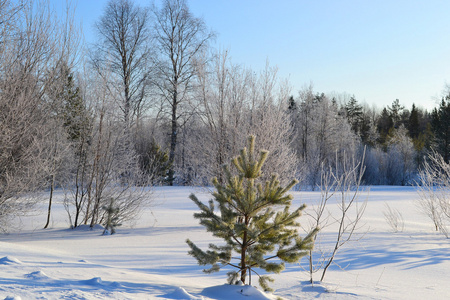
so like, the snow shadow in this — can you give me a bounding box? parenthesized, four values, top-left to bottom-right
(275, 281, 358, 299)
(159, 287, 202, 299)
(330, 232, 450, 271)
(336, 246, 450, 271)
(0, 273, 177, 296)
(0, 226, 107, 243)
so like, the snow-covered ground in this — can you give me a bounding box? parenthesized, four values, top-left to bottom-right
(1, 186, 449, 299)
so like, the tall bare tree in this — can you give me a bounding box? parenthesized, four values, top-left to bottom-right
(92, 0, 152, 130)
(303, 150, 367, 283)
(153, 0, 214, 185)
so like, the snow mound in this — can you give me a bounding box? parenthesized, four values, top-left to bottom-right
(110, 281, 123, 288)
(239, 285, 269, 297)
(300, 281, 329, 293)
(4, 296, 22, 300)
(83, 277, 103, 286)
(164, 287, 202, 299)
(80, 277, 122, 289)
(202, 284, 274, 300)
(25, 271, 51, 280)
(0, 256, 22, 265)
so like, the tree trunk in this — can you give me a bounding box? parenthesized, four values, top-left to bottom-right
(168, 87, 178, 186)
(44, 174, 55, 229)
(240, 215, 249, 284)
(240, 238, 247, 284)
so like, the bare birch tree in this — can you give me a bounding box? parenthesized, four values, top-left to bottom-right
(318, 151, 367, 281)
(303, 151, 367, 283)
(153, 0, 214, 185)
(92, 0, 152, 131)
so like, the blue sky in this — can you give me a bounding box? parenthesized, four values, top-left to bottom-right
(52, 0, 450, 110)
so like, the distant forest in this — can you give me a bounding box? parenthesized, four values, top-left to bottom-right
(1, 0, 450, 230)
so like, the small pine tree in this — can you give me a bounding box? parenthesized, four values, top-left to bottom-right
(102, 198, 121, 235)
(186, 136, 318, 291)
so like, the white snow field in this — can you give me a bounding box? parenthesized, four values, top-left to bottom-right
(0, 186, 449, 299)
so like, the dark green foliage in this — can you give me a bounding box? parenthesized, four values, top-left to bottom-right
(388, 99, 405, 128)
(344, 96, 374, 145)
(432, 96, 450, 162)
(345, 96, 363, 135)
(136, 139, 171, 185)
(102, 198, 122, 235)
(186, 136, 318, 291)
(288, 95, 297, 111)
(54, 64, 91, 143)
(377, 107, 394, 146)
(409, 104, 420, 139)
(376, 99, 409, 147)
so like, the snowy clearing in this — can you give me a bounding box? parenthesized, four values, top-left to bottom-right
(0, 186, 449, 299)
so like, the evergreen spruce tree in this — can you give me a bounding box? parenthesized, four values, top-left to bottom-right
(431, 97, 450, 162)
(377, 107, 394, 146)
(388, 98, 405, 128)
(288, 95, 297, 111)
(408, 103, 420, 139)
(345, 96, 363, 135)
(186, 136, 318, 291)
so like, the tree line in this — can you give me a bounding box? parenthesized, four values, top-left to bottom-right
(288, 91, 446, 187)
(0, 0, 449, 232)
